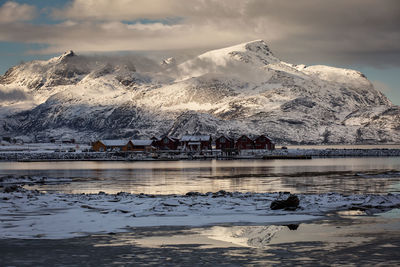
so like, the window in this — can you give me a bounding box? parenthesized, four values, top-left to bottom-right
(220, 137, 226, 143)
(163, 138, 169, 144)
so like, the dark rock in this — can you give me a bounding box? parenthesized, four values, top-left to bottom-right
(81, 205, 96, 209)
(114, 209, 129, 213)
(212, 190, 231, 198)
(286, 224, 299, 230)
(4, 185, 22, 193)
(186, 191, 201, 196)
(270, 194, 300, 210)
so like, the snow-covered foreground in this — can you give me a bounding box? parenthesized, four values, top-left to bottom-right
(1, 186, 400, 239)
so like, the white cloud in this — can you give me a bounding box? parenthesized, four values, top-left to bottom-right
(52, 0, 245, 21)
(0, 1, 36, 23)
(372, 80, 393, 93)
(0, 86, 30, 102)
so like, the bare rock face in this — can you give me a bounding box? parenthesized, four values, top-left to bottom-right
(270, 194, 300, 210)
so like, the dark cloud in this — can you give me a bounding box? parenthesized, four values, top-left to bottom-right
(0, 0, 399, 67)
(0, 87, 30, 102)
(245, 0, 400, 66)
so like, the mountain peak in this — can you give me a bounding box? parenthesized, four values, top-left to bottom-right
(184, 39, 278, 70)
(58, 50, 76, 61)
(243, 39, 272, 54)
(200, 39, 273, 56)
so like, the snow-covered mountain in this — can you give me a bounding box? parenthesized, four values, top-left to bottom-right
(0, 40, 399, 144)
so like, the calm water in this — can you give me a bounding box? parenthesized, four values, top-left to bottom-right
(1, 158, 400, 194)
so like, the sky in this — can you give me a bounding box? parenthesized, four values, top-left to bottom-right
(0, 0, 399, 104)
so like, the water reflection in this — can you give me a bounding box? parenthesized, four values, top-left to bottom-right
(2, 218, 400, 266)
(1, 158, 400, 194)
(203, 225, 286, 248)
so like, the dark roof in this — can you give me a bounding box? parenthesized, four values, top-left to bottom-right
(216, 135, 234, 142)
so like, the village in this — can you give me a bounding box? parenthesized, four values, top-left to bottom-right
(2, 133, 400, 162)
(91, 134, 276, 159)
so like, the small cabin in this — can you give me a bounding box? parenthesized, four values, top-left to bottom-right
(254, 135, 275, 150)
(181, 135, 212, 151)
(235, 135, 254, 150)
(92, 140, 133, 152)
(156, 136, 180, 150)
(215, 135, 235, 150)
(131, 140, 155, 152)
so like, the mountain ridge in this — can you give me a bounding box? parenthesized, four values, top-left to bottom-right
(0, 40, 399, 144)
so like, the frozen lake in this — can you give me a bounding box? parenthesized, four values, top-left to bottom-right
(1, 157, 400, 194)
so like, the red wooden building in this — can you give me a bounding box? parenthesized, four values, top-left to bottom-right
(254, 135, 275, 150)
(130, 140, 155, 152)
(235, 135, 254, 150)
(155, 136, 180, 150)
(92, 140, 133, 152)
(181, 135, 212, 151)
(215, 135, 235, 150)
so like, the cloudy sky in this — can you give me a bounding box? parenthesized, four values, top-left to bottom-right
(1, 0, 399, 103)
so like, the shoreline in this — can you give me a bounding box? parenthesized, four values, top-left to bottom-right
(1, 148, 400, 162)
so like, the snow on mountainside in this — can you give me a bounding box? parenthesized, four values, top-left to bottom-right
(0, 40, 399, 144)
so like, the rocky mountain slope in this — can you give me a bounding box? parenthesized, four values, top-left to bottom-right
(0, 40, 399, 144)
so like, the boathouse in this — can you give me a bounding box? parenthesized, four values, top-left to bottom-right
(181, 135, 212, 151)
(254, 135, 275, 150)
(156, 136, 180, 150)
(131, 140, 155, 152)
(215, 135, 235, 150)
(235, 135, 254, 150)
(92, 140, 133, 152)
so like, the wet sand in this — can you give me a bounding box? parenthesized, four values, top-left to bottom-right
(1, 213, 400, 266)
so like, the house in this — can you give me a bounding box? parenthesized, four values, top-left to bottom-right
(181, 135, 212, 151)
(92, 140, 133, 152)
(154, 136, 180, 150)
(235, 135, 254, 150)
(254, 135, 275, 150)
(131, 140, 155, 152)
(215, 135, 235, 150)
